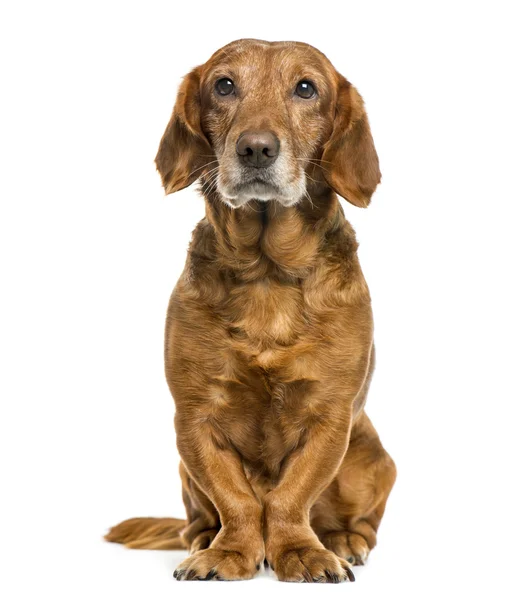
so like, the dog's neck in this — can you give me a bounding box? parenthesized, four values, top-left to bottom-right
(202, 188, 345, 282)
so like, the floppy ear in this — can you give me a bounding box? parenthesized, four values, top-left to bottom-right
(155, 66, 211, 194)
(321, 76, 381, 207)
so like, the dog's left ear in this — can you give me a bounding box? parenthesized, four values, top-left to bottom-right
(322, 76, 381, 207)
(155, 66, 211, 194)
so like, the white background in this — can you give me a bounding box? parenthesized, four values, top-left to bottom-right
(1, 1, 526, 598)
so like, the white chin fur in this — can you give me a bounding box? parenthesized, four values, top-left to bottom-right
(217, 177, 305, 209)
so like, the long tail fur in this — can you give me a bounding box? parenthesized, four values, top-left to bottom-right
(104, 517, 187, 550)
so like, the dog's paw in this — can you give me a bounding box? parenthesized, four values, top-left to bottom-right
(271, 547, 354, 583)
(321, 531, 370, 565)
(174, 548, 260, 581)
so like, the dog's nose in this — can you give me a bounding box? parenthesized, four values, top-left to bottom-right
(236, 131, 280, 168)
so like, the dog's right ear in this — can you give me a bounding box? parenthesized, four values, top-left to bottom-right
(155, 67, 211, 194)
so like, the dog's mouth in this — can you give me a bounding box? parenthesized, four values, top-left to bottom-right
(233, 178, 279, 196)
(224, 180, 295, 207)
(216, 167, 305, 209)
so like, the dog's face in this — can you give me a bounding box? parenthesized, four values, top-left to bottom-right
(200, 41, 337, 208)
(156, 39, 381, 209)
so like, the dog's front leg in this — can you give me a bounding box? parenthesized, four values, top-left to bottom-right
(173, 415, 264, 581)
(263, 397, 358, 583)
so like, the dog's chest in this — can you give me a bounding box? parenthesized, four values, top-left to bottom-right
(211, 279, 322, 474)
(223, 278, 304, 347)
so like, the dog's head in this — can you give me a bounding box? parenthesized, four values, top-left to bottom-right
(156, 39, 380, 208)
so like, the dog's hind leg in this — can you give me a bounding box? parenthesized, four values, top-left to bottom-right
(179, 461, 221, 554)
(311, 412, 396, 565)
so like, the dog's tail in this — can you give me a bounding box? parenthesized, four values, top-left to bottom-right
(104, 517, 187, 550)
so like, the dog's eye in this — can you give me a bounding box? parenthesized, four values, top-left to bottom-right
(215, 78, 235, 96)
(295, 80, 316, 99)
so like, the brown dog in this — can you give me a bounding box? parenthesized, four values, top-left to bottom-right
(106, 38, 396, 583)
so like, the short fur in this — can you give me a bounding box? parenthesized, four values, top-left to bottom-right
(106, 39, 396, 583)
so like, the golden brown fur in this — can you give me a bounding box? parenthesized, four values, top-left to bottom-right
(106, 39, 396, 583)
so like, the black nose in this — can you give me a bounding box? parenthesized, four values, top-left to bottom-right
(236, 131, 280, 168)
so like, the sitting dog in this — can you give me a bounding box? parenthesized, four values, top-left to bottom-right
(106, 38, 396, 583)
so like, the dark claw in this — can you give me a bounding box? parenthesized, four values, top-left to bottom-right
(185, 569, 197, 580)
(256, 563, 260, 571)
(303, 569, 314, 583)
(324, 569, 340, 583)
(347, 555, 356, 565)
(173, 569, 185, 580)
(344, 565, 355, 582)
(204, 569, 216, 581)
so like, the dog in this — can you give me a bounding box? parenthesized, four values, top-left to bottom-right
(106, 38, 396, 583)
